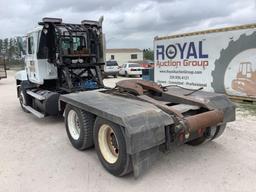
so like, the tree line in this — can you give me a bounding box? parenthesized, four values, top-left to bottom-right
(143, 48, 154, 61)
(0, 37, 24, 66)
(0, 37, 154, 66)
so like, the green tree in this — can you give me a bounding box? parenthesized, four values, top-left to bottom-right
(143, 48, 154, 61)
(3, 38, 9, 55)
(0, 37, 24, 66)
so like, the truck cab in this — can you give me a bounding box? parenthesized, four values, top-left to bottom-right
(24, 27, 58, 85)
(15, 17, 105, 117)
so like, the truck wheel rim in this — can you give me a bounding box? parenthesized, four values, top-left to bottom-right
(67, 110, 80, 140)
(98, 124, 119, 164)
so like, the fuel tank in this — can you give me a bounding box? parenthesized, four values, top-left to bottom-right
(33, 90, 60, 116)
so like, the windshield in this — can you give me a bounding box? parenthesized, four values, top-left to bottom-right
(106, 61, 118, 66)
(129, 64, 140, 68)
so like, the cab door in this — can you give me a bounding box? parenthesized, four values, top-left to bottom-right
(26, 34, 37, 83)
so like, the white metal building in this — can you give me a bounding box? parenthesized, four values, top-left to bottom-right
(106, 48, 143, 66)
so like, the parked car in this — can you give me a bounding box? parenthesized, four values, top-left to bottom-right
(130, 60, 154, 68)
(119, 63, 143, 77)
(104, 60, 119, 78)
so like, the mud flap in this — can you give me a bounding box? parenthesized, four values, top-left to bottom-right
(132, 146, 161, 178)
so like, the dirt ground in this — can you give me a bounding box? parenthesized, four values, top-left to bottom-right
(0, 71, 256, 192)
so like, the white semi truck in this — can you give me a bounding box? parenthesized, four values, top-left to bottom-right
(154, 23, 256, 100)
(15, 17, 235, 177)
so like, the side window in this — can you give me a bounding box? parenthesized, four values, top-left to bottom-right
(28, 36, 34, 55)
(123, 64, 127, 68)
(73, 37, 81, 50)
(131, 54, 137, 59)
(111, 55, 115, 60)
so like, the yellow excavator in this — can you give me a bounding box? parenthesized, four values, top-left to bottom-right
(232, 61, 256, 96)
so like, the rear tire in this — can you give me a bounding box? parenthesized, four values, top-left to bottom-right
(94, 117, 132, 176)
(65, 105, 95, 150)
(114, 74, 117, 78)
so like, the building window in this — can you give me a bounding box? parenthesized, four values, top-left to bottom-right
(111, 55, 115, 60)
(131, 54, 137, 59)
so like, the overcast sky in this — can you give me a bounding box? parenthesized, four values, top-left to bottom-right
(0, 0, 255, 48)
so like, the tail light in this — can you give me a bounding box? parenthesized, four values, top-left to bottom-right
(130, 68, 136, 71)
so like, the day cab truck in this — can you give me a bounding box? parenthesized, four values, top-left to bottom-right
(15, 17, 235, 177)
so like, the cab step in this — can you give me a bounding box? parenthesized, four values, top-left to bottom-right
(22, 105, 45, 118)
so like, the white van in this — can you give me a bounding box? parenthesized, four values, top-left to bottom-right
(104, 60, 119, 78)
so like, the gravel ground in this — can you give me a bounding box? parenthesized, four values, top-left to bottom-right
(0, 71, 256, 192)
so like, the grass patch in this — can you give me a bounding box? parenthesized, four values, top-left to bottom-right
(236, 103, 256, 117)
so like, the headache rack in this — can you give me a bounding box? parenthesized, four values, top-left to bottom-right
(37, 17, 105, 92)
